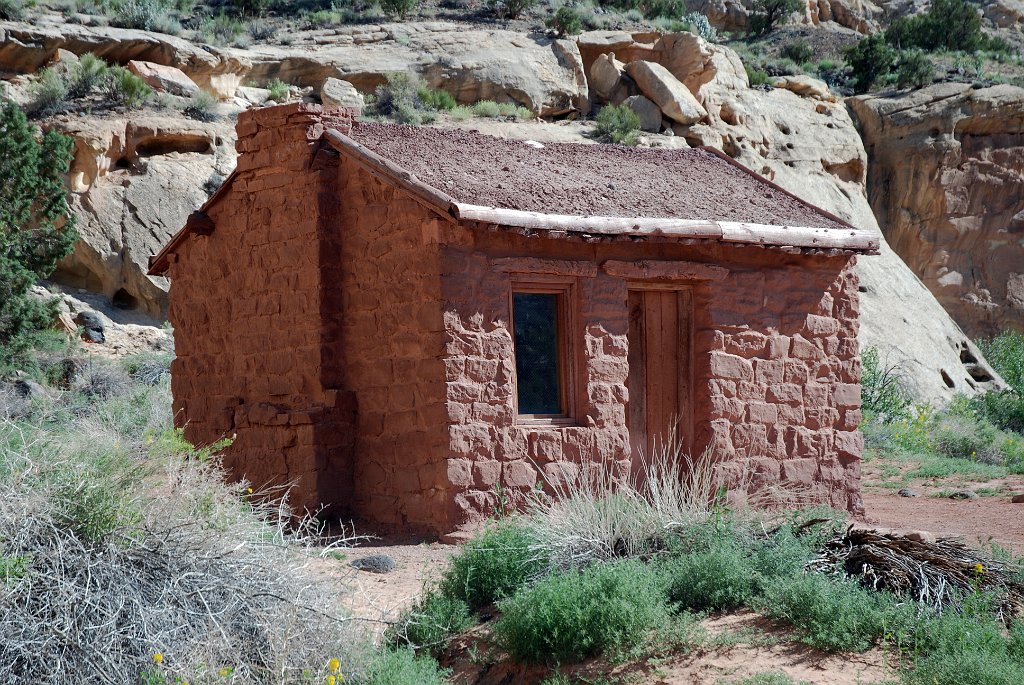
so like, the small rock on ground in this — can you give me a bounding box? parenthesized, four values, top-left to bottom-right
(948, 490, 977, 500)
(1011, 493, 1024, 504)
(898, 488, 919, 497)
(349, 554, 397, 574)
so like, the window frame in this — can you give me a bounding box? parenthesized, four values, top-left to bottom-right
(509, 277, 579, 426)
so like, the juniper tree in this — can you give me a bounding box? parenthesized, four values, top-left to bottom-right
(0, 99, 76, 345)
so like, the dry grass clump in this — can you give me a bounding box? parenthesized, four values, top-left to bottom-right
(0, 373, 370, 684)
(524, 431, 721, 573)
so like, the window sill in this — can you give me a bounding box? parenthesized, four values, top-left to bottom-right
(515, 417, 580, 428)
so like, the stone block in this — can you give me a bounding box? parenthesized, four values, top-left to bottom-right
(710, 351, 754, 381)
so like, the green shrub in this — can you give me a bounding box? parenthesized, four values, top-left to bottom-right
(105, 66, 152, 108)
(388, 591, 473, 652)
(780, 39, 814, 64)
(303, 8, 341, 28)
(495, 559, 668, 663)
(0, 101, 77, 348)
(547, 6, 583, 37)
(861, 346, 911, 420)
(977, 331, 1024, 391)
(200, 12, 244, 44)
(896, 48, 935, 89)
(643, 0, 684, 19)
(231, 0, 271, 16)
(757, 573, 909, 652)
(908, 650, 1024, 685)
(748, 0, 802, 36)
(971, 391, 1024, 435)
(449, 105, 473, 120)
(439, 521, 543, 610)
(29, 68, 69, 115)
(932, 414, 998, 461)
(112, 0, 175, 32)
(0, 0, 26, 20)
(380, 0, 418, 19)
(67, 53, 109, 98)
(247, 18, 275, 40)
(495, 101, 534, 120)
(487, 0, 536, 19)
(745, 63, 772, 86)
(470, 99, 500, 117)
(183, 90, 219, 121)
(364, 648, 450, 685)
(594, 103, 641, 145)
(266, 78, 289, 102)
(417, 86, 456, 111)
(682, 11, 717, 40)
(844, 34, 897, 94)
(662, 541, 755, 612)
(373, 72, 419, 116)
(884, 0, 1007, 54)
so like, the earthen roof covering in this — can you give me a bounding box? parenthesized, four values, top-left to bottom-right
(347, 123, 851, 231)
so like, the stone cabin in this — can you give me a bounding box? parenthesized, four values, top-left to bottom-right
(149, 103, 878, 534)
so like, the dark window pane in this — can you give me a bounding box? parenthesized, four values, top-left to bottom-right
(513, 292, 563, 415)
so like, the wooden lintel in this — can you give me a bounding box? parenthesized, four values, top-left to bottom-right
(602, 260, 729, 282)
(490, 257, 598, 278)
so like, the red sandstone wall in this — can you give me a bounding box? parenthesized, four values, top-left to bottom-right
(333, 157, 452, 532)
(167, 104, 358, 514)
(439, 231, 863, 526)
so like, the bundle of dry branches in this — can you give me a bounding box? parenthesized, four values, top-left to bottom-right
(808, 526, 1024, 618)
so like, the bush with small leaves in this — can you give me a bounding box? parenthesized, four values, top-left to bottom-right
(67, 53, 109, 99)
(200, 12, 245, 44)
(183, 90, 219, 121)
(860, 346, 911, 420)
(231, 0, 271, 16)
(547, 6, 583, 37)
(745, 63, 772, 87)
(112, 0, 179, 33)
(495, 559, 668, 663)
(682, 11, 717, 41)
(380, 0, 418, 19)
(780, 39, 814, 65)
(594, 103, 641, 145)
(439, 522, 543, 610)
(417, 87, 456, 111)
(266, 78, 290, 102)
(487, 0, 536, 19)
(387, 591, 472, 653)
(884, 0, 1006, 54)
(364, 648, 450, 685)
(0, 0, 26, 20)
(105, 66, 152, 108)
(247, 18, 275, 40)
(30, 68, 69, 116)
(896, 48, 935, 89)
(748, 0, 802, 36)
(844, 33, 896, 94)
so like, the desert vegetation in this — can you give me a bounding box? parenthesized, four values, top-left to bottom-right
(384, 433, 1024, 683)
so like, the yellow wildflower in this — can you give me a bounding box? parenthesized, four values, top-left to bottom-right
(328, 658, 340, 674)
(247, 487, 253, 494)
(975, 563, 985, 575)
(152, 652, 164, 665)
(326, 676, 337, 685)
(218, 667, 231, 678)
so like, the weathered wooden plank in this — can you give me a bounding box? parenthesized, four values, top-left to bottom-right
(602, 260, 729, 282)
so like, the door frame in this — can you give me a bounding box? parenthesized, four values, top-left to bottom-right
(625, 283, 695, 464)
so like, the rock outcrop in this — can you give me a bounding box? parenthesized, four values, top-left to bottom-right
(46, 114, 236, 319)
(0, 19, 250, 97)
(849, 83, 1024, 340)
(580, 30, 1002, 402)
(236, 22, 588, 116)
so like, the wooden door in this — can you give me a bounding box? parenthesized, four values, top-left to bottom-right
(627, 288, 692, 465)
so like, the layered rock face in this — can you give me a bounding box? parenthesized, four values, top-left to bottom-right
(46, 115, 236, 319)
(849, 83, 1024, 340)
(580, 30, 1002, 403)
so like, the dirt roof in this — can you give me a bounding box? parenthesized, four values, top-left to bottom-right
(347, 122, 852, 231)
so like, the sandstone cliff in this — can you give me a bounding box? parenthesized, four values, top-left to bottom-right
(850, 83, 1024, 341)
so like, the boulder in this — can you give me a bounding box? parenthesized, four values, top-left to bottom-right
(319, 77, 364, 110)
(241, 23, 588, 116)
(127, 60, 200, 97)
(984, 0, 1024, 28)
(623, 94, 662, 132)
(75, 310, 105, 343)
(0, 20, 250, 98)
(849, 84, 1024, 340)
(236, 86, 271, 105)
(589, 52, 627, 100)
(624, 60, 706, 125)
(1012, 493, 1024, 504)
(772, 74, 836, 102)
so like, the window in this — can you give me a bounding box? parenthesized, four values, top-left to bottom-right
(511, 282, 575, 422)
